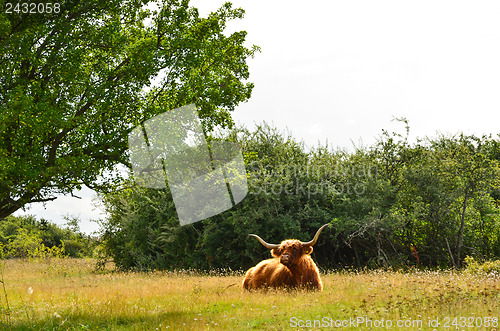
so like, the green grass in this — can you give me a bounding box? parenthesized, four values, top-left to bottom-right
(0, 259, 499, 330)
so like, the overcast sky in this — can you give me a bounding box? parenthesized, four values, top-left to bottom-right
(15, 0, 500, 233)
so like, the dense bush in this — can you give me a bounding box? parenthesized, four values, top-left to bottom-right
(98, 123, 500, 271)
(464, 256, 500, 275)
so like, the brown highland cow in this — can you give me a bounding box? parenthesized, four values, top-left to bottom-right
(243, 224, 329, 291)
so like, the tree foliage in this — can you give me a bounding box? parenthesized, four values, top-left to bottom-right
(0, 214, 95, 258)
(0, 0, 258, 219)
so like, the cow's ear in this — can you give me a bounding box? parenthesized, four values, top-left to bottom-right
(271, 248, 281, 257)
(303, 246, 313, 255)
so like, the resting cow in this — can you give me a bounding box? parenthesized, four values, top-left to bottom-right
(243, 224, 329, 291)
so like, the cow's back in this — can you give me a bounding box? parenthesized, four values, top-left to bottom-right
(242, 258, 294, 290)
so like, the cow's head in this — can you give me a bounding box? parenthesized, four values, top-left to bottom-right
(249, 224, 329, 268)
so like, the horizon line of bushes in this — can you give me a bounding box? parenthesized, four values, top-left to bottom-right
(95, 122, 500, 271)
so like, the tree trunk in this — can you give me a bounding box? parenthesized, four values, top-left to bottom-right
(455, 195, 469, 268)
(445, 236, 457, 269)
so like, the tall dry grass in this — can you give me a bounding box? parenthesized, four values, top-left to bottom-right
(0, 259, 499, 330)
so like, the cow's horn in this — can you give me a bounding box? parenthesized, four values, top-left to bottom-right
(249, 234, 280, 249)
(301, 224, 330, 247)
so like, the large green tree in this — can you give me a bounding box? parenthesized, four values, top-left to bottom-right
(0, 0, 258, 219)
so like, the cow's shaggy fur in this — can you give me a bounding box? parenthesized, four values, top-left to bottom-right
(243, 234, 325, 291)
(243, 224, 328, 291)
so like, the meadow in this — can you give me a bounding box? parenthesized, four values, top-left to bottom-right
(0, 258, 499, 330)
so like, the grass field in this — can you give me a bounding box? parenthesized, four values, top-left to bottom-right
(0, 258, 499, 330)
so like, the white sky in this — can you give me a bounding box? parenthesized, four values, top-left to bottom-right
(14, 0, 500, 233)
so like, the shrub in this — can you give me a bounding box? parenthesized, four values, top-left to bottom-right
(464, 256, 500, 276)
(0, 215, 94, 259)
(3, 228, 66, 259)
